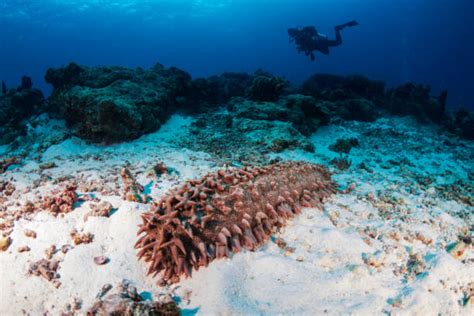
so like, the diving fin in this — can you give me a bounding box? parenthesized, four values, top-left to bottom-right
(345, 20, 359, 27)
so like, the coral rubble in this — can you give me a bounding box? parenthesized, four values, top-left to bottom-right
(88, 280, 180, 316)
(136, 161, 336, 284)
(28, 259, 61, 288)
(42, 184, 79, 215)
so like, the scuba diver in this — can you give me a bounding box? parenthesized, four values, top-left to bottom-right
(288, 20, 359, 61)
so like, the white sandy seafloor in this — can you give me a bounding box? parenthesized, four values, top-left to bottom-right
(0, 114, 473, 315)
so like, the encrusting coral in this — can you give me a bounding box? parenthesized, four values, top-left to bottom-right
(136, 161, 336, 284)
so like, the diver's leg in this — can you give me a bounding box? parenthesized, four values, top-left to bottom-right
(335, 20, 359, 30)
(327, 28, 342, 47)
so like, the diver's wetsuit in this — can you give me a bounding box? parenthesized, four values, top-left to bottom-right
(288, 20, 358, 60)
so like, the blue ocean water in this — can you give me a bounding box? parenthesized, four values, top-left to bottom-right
(1, 0, 473, 108)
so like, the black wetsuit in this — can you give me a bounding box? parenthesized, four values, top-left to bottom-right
(288, 21, 358, 60)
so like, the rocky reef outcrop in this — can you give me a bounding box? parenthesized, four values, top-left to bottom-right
(384, 83, 446, 122)
(443, 108, 474, 140)
(45, 62, 193, 143)
(0, 77, 45, 144)
(0, 62, 469, 147)
(301, 74, 386, 103)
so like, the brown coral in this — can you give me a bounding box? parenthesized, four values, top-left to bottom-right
(136, 161, 336, 284)
(42, 184, 79, 215)
(28, 259, 61, 287)
(121, 167, 147, 202)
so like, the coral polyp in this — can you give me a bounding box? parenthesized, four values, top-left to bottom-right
(135, 161, 336, 284)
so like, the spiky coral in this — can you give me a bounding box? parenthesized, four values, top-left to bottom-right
(136, 161, 336, 284)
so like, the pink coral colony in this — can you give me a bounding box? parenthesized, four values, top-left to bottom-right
(136, 161, 336, 284)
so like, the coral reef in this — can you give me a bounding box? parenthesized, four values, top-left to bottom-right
(384, 83, 446, 122)
(247, 73, 288, 102)
(88, 280, 180, 316)
(301, 74, 386, 103)
(0, 77, 44, 144)
(186, 111, 315, 164)
(280, 94, 330, 135)
(45, 63, 193, 143)
(188, 72, 253, 107)
(135, 161, 336, 284)
(185, 94, 331, 163)
(335, 98, 379, 122)
(443, 108, 474, 140)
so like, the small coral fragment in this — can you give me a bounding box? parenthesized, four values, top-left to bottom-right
(85, 201, 113, 220)
(42, 184, 79, 215)
(70, 229, 94, 245)
(136, 161, 335, 284)
(120, 167, 147, 202)
(28, 259, 60, 284)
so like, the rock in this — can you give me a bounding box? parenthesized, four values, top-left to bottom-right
(45, 63, 193, 143)
(24, 229, 37, 239)
(94, 256, 109, 265)
(0, 236, 11, 251)
(17, 246, 30, 253)
(39, 162, 57, 170)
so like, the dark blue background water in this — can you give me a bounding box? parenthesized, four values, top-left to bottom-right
(1, 0, 473, 109)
